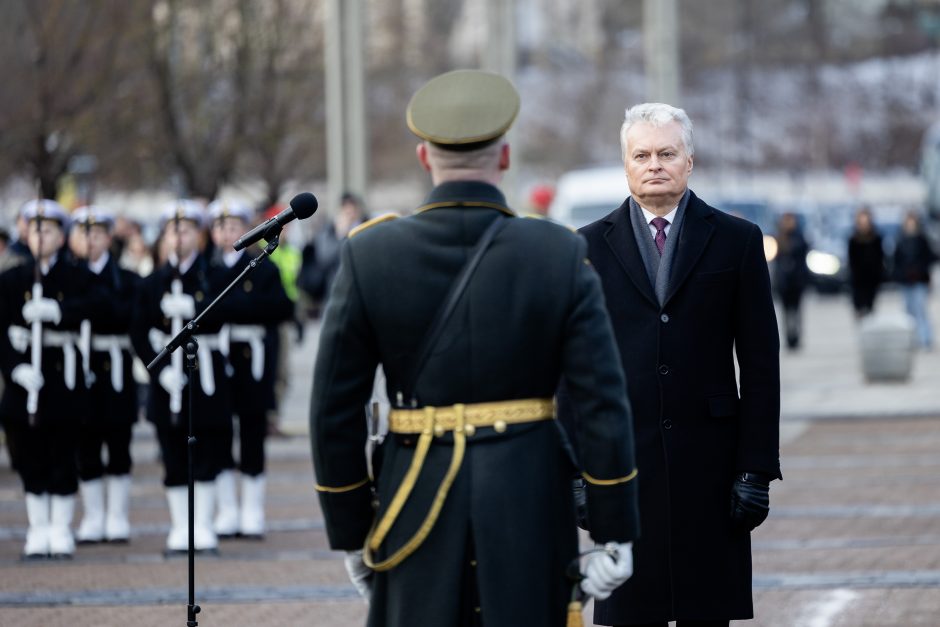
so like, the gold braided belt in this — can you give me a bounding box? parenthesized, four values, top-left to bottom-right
(363, 397, 554, 572)
(388, 397, 556, 435)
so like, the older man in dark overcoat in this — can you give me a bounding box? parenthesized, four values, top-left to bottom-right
(562, 103, 781, 626)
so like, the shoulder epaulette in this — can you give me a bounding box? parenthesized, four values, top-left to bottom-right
(349, 213, 399, 238)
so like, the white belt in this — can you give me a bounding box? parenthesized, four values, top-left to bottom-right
(149, 327, 230, 397)
(8, 326, 79, 390)
(229, 324, 266, 381)
(91, 334, 133, 393)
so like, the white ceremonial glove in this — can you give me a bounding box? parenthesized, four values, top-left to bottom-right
(22, 298, 62, 324)
(158, 367, 187, 395)
(343, 550, 373, 602)
(160, 292, 196, 319)
(11, 364, 44, 393)
(580, 541, 634, 600)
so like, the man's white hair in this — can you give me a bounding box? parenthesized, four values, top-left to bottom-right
(620, 103, 694, 159)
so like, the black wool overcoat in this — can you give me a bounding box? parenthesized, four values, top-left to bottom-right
(577, 191, 781, 624)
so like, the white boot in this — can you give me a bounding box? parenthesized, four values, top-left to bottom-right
(105, 475, 132, 542)
(76, 479, 106, 544)
(194, 481, 218, 551)
(213, 470, 239, 537)
(49, 494, 76, 558)
(23, 492, 51, 558)
(239, 474, 266, 538)
(165, 486, 189, 553)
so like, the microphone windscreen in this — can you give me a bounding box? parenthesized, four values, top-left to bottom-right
(289, 192, 318, 219)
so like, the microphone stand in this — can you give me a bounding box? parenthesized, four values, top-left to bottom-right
(147, 231, 282, 627)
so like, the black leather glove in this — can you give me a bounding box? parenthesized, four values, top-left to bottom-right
(730, 472, 771, 531)
(572, 477, 590, 531)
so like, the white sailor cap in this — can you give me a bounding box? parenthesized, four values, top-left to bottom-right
(206, 199, 252, 224)
(160, 200, 205, 229)
(71, 205, 115, 230)
(20, 199, 70, 228)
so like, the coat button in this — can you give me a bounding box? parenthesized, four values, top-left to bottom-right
(663, 419, 672, 429)
(659, 364, 670, 375)
(494, 420, 507, 433)
(660, 313, 669, 323)
(464, 424, 476, 437)
(433, 425, 445, 438)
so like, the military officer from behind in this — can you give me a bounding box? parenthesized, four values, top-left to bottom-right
(69, 207, 141, 544)
(130, 201, 233, 553)
(0, 200, 104, 558)
(310, 70, 641, 627)
(206, 200, 294, 539)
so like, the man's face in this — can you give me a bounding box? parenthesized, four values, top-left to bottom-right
(69, 225, 88, 259)
(87, 225, 112, 262)
(163, 220, 201, 259)
(27, 220, 65, 260)
(623, 120, 693, 207)
(211, 216, 246, 252)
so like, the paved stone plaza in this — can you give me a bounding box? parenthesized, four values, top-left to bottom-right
(0, 290, 938, 626)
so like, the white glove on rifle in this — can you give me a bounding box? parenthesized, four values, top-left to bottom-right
(22, 298, 62, 324)
(343, 550, 373, 602)
(158, 367, 187, 395)
(11, 364, 44, 393)
(160, 292, 196, 319)
(580, 541, 633, 600)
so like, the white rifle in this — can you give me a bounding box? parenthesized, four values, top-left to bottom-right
(169, 276, 184, 418)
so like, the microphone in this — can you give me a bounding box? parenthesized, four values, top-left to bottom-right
(233, 192, 318, 251)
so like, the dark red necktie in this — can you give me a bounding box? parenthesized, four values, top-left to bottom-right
(651, 217, 669, 255)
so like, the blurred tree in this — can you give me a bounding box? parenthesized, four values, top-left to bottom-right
(0, 0, 134, 199)
(146, 0, 325, 202)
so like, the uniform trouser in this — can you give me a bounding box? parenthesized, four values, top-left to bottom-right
(219, 410, 267, 477)
(76, 419, 133, 480)
(3, 418, 79, 495)
(155, 420, 229, 486)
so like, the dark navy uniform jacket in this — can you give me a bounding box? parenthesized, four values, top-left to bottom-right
(310, 181, 640, 627)
(209, 249, 293, 414)
(130, 254, 232, 430)
(84, 255, 141, 426)
(0, 258, 104, 426)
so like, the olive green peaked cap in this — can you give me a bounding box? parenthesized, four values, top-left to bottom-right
(406, 69, 520, 150)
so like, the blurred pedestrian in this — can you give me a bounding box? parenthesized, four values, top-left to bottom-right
(311, 69, 639, 626)
(848, 207, 885, 317)
(528, 183, 555, 217)
(129, 201, 232, 553)
(206, 200, 293, 539)
(298, 192, 367, 315)
(773, 212, 810, 349)
(0, 200, 105, 559)
(0, 211, 33, 274)
(70, 207, 141, 544)
(561, 102, 781, 626)
(893, 211, 937, 349)
(118, 220, 154, 277)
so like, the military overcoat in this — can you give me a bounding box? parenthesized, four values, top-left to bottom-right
(311, 181, 640, 627)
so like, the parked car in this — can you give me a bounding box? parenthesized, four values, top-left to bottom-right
(547, 166, 626, 229)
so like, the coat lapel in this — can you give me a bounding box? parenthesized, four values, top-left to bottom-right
(603, 201, 658, 308)
(663, 191, 715, 306)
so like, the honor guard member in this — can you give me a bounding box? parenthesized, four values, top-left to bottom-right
(130, 201, 233, 553)
(0, 200, 104, 558)
(310, 70, 641, 627)
(69, 207, 141, 544)
(206, 200, 293, 538)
